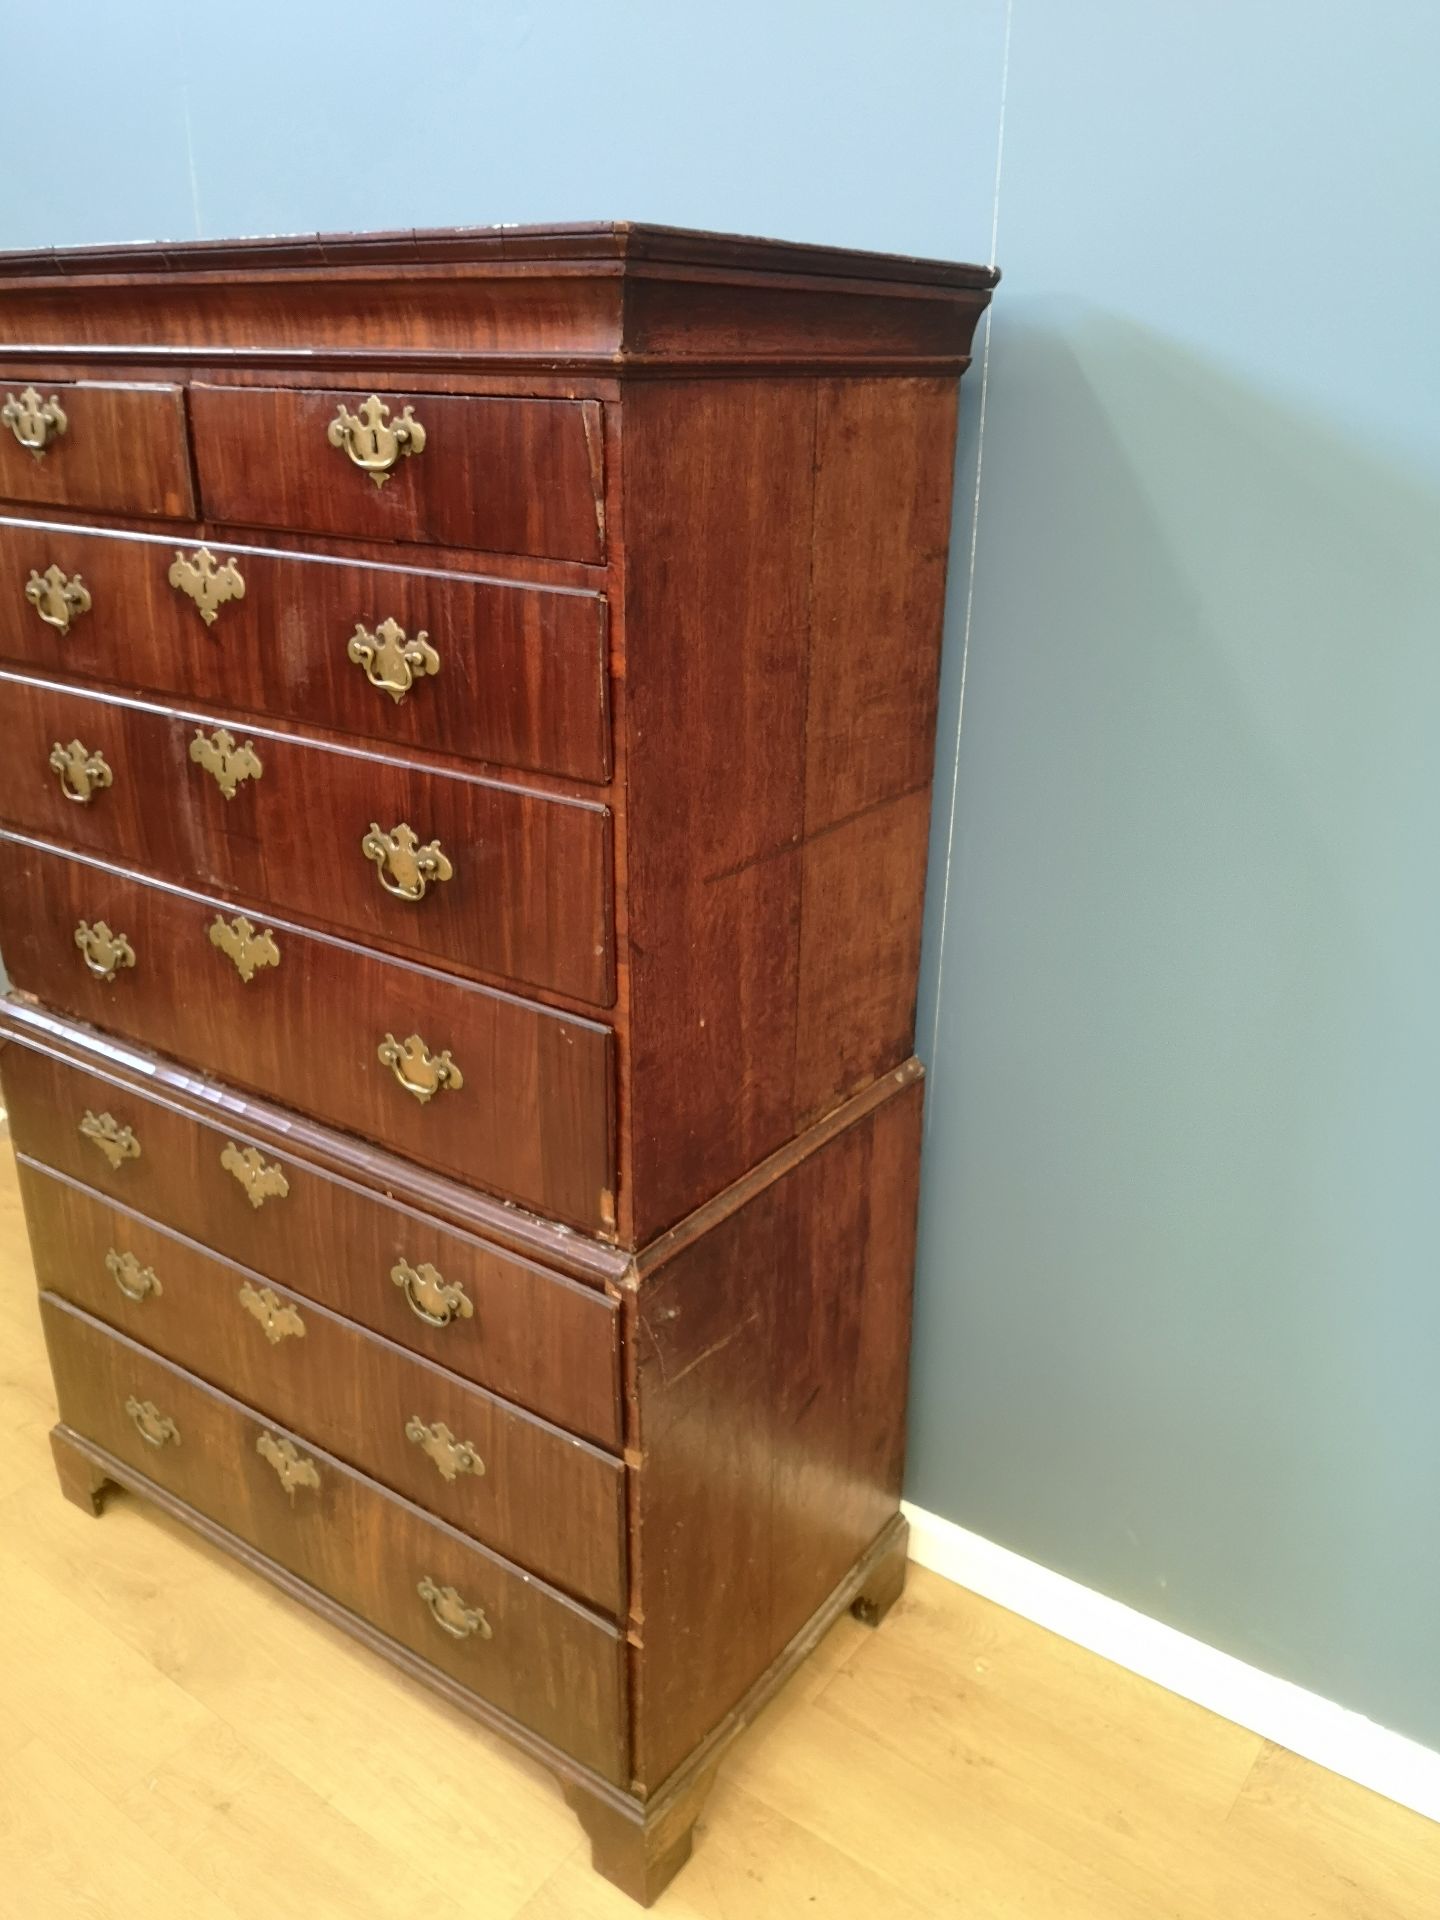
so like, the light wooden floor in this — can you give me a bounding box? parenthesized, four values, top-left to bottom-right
(1, 1137, 1436, 1918)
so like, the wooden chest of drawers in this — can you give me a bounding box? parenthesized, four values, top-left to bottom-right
(0, 223, 995, 1904)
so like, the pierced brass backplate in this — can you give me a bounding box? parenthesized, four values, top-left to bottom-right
(417, 1575, 492, 1642)
(125, 1396, 179, 1448)
(327, 394, 426, 487)
(256, 1431, 320, 1497)
(377, 1032, 463, 1104)
(169, 546, 245, 627)
(220, 1141, 290, 1209)
(3, 385, 67, 457)
(25, 564, 91, 633)
(238, 1281, 306, 1344)
(361, 822, 454, 902)
(49, 738, 113, 804)
(106, 1248, 162, 1303)
(405, 1416, 485, 1484)
(208, 913, 280, 983)
(74, 919, 135, 981)
(346, 618, 439, 702)
(391, 1257, 473, 1329)
(79, 1109, 141, 1170)
(189, 727, 262, 799)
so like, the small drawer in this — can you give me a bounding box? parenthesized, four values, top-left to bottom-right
(0, 674, 615, 1007)
(0, 518, 610, 785)
(190, 384, 606, 562)
(0, 833, 616, 1233)
(23, 1163, 625, 1612)
(40, 1293, 628, 1783)
(0, 1035, 622, 1448)
(0, 378, 194, 519)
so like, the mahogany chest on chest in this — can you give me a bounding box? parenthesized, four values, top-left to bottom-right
(0, 223, 994, 1904)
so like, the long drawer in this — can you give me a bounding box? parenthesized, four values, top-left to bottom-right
(190, 384, 606, 562)
(42, 1293, 628, 1783)
(22, 1162, 625, 1612)
(0, 833, 616, 1232)
(0, 1033, 622, 1448)
(0, 378, 194, 519)
(0, 518, 610, 783)
(0, 672, 614, 1006)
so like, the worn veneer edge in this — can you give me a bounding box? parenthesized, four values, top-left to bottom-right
(51, 1415, 908, 1825)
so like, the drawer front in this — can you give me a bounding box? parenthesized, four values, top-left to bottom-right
(191, 385, 606, 562)
(0, 834, 616, 1232)
(22, 1163, 625, 1611)
(0, 674, 615, 1006)
(0, 378, 194, 519)
(0, 518, 610, 784)
(0, 1038, 622, 1447)
(41, 1293, 628, 1782)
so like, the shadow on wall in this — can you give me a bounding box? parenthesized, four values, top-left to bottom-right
(912, 303, 1440, 1749)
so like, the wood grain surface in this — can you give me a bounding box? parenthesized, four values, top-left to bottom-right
(0, 378, 194, 519)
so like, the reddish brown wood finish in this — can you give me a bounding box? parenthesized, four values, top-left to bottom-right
(0, 377, 194, 518)
(627, 1071, 922, 1788)
(0, 834, 615, 1229)
(190, 384, 606, 561)
(0, 517, 611, 783)
(1, 1035, 623, 1447)
(41, 1295, 629, 1781)
(21, 1162, 625, 1610)
(0, 672, 614, 1004)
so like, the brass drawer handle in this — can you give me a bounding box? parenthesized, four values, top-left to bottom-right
(190, 727, 262, 800)
(49, 738, 113, 805)
(125, 1395, 179, 1448)
(169, 546, 245, 627)
(256, 1431, 320, 1497)
(405, 1416, 484, 1484)
(80, 1109, 141, 1170)
(238, 1281, 305, 1344)
(4, 385, 67, 457)
(221, 1141, 289, 1208)
(26, 564, 91, 633)
(377, 1032, 463, 1104)
(362, 823, 453, 903)
(209, 913, 280, 984)
(391, 1257, 473, 1329)
(327, 395, 426, 488)
(106, 1248, 161, 1303)
(347, 619, 439, 703)
(417, 1575, 491, 1642)
(75, 919, 135, 981)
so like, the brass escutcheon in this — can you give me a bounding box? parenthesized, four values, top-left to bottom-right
(417, 1575, 491, 1642)
(327, 394, 426, 488)
(238, 1281, 306, 1344)
(189, 727, 262, 800)
(256, 1431, 320, 1497)
(208, 913, 280, 984)
(3, 385, 67, 457)
(377, 1032, 463, 1104)
(74, 919, 135, 981)
(390, 1257, 473, 1329)
(25, 563, 91, 634)
(79, 1109, 141, 1170)
(220, 1141, 290, 1209)
(361, 822, 454, 903)
(106, 1248, 162, 1303)
(125, 1396, 179, 1448)
(49, 738, 113, 805)
(169, 546, 245, 627)
(346, 618, 439, 703)
(405, 1416, 485, 1484)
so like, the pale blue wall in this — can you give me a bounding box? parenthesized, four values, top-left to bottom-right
(5, 0, 1437, 1751)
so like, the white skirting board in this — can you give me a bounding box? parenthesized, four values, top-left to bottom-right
(902, 1501, 1440, 1825)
